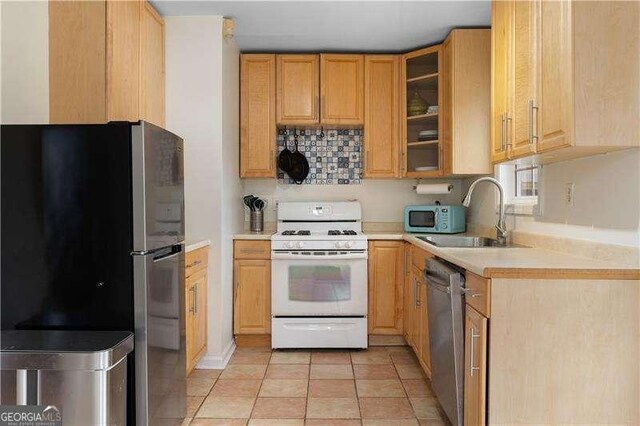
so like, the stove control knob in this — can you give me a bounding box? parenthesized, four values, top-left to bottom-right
(286, 241, 295, 249)
(296, 241, 305, 248)
(335, 241, 344, 249)
(345, 241, 354, 249)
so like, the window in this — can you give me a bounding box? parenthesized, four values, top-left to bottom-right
(514, 165, 539, 198)
(497, 164, 541, 216)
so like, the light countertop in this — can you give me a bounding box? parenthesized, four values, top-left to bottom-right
(184, 239, 211, 253)
(233, 231, 638, 279)
(233, 231, 275, 240)
(403, 234, 639, 279)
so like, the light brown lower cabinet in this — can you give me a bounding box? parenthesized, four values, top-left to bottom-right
(233, 241, 271, 336)
(399, 244, 432, 378)
(402, 243, 414, 347)
(368, 241, 404, 335)
(185, 247, 209, 375)
(464, 305, 487, 426)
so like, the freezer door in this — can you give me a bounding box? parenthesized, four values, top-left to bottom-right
(133, 245, 186, 425)
(132, 122, 185, 252)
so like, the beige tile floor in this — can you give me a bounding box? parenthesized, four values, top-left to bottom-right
(184, 346, 450, 425)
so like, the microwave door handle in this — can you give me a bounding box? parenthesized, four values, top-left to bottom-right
(434, 209, 438, 231)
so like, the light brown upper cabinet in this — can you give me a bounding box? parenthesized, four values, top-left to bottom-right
(49, 0, 165, 125)
(320, 54, 365, 125)
(441, 29, 492, 175)
(276, 55, 319, 125)
(401, 45, 442, 178)
(240, 54, 276, 178)
(364, 55, 401, 178)
(106, 0, 141, 122)
(491, 0, 512, 163)
(491, 0, 640, 164)
(140, 1, 165, 127)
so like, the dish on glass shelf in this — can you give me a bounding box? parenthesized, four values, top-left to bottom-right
(415, 166, 438, 172)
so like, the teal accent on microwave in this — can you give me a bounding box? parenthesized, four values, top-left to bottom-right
(404, 205, 466, 234)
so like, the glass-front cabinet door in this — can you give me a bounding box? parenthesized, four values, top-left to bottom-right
(401, 45, 442, 177)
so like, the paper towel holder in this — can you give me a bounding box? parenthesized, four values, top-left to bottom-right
(412, 180, 454, 193)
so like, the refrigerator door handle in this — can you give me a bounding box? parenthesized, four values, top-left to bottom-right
(131, 244, 183, 260)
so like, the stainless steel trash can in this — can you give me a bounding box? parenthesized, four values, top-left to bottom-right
(0, 330, 134, 426)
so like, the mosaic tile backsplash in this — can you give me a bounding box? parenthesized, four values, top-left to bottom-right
(277, 128, 363, 185)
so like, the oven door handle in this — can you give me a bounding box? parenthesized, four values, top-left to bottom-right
(271, 252, 368, 260)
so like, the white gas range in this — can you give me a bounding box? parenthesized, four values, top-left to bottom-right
(271, 201, 368, 349)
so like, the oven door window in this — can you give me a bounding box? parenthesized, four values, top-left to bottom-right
(409, 210, 435, 228)
(288, 265, 351, 302)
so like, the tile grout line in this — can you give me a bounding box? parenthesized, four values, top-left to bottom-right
(389, 349, 420, 422)
(351, 350, 365, 425)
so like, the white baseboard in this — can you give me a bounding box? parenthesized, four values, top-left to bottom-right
(196, 340, 236, 370)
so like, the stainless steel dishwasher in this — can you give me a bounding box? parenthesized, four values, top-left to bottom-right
(424, 257, 465, 426)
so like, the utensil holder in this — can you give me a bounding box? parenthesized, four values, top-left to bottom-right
(250, 210, 264, 233)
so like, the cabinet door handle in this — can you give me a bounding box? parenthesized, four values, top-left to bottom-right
(194, 283, 199, 314)
(500, 113, 506, 152)
(321, 95, 326, 119)
(469, 326, 481, 377)
(528, 100, 539, 145)
(415, 279, 421, 307)
(412, 278, 417, 308)
(189, 287, 196, 314)
(315, 95, 319, 119)
(404, 250, 410, 276)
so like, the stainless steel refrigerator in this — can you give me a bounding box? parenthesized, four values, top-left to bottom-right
(1, 121, 186, 425)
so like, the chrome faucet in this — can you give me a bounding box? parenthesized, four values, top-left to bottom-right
(462, 177, 508, 246)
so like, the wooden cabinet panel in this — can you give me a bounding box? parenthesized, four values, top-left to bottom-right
(140, 1, 165, 127)
(368, 241, 404, 334)
(276, 55, 319, 125)
(186, 246, 208, 278)
(406, 269, 419, 351)
(364, 56, 400, 178)
(106, 0, 141, 122)
(536, 0, 572, 153)
(234, 260, 271, 334)
(320, 54, 364, 125)
(411, 244, 433, 271)
(186, 268, 208, 374)
(491, 0, 512, 163)
(510, 0, 537, 159)
(234, 240, 271, 260)
(442, 30, 492, 175)
(464, 306, 488, 426)
(241, 54, 276, 177)
(403, 245, 414, 345)
(418, 274, 431, 375)
(49, 1, 107, 124)
(465, 272, 491, 318)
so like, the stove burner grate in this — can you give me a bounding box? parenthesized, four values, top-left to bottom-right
(328, 230, 358, 236)
(282, 230, 311, 236)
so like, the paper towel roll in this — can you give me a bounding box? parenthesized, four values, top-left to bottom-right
(415, 183, 453, 195)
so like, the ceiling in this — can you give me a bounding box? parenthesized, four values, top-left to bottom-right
(151, 1, 491, 52)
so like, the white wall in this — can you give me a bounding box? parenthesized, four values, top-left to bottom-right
(220, 33, 242, 352)
(0, 1, 49, 124)
(242, 178, 465, 224)
(465, 149, 640, 248)
(165, 16, 241, 367)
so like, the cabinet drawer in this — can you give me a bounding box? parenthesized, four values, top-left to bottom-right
(464, 272, 490, 317)
(186, 247, 208, 277)
(411, 244, 434, 270)
(234, 240, 271, 260)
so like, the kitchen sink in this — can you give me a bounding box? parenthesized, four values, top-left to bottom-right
(416, 235, 508, 248)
